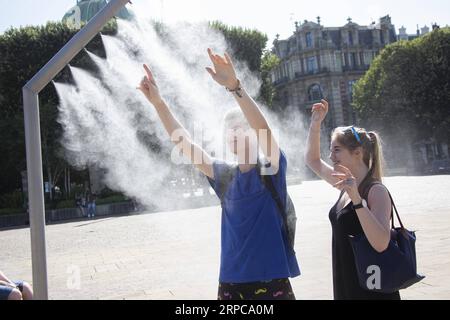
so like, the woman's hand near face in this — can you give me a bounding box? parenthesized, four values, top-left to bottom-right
(331, 164, 362, 203)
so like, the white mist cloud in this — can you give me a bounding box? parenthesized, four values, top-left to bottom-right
(54, 13, 309, 211)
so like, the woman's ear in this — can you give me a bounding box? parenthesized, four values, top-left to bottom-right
(352, 147, 362, 158)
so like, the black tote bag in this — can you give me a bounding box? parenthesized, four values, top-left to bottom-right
(349, 192, 425, 294)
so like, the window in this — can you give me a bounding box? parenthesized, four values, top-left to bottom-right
(348, 31, 354, 45)
(293, 60, 301, 74)
(365, 52, 373, 64)
(308, 84, 323, 101)
(335, 53, 342, 69)
(307, 57, 316, 73)
(289, 39, 297, 53)
(306, 32, 313, 48)
(350, 52, 357, 67)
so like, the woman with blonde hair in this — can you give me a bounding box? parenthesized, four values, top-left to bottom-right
(305, 99, 400, 300)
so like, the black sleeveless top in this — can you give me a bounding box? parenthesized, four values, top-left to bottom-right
(328, 182, 401, 300)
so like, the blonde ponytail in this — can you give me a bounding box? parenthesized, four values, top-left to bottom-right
(367, 131, 384, 182)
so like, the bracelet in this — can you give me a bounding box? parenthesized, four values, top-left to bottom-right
(225, 79, 243, 98)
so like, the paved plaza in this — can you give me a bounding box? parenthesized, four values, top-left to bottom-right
(1, 175, 449, 300)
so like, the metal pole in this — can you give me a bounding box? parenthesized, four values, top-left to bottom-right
(23, 0, 130, 300)
(23, 87, 48, 300)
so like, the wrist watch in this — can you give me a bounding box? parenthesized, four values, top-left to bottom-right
(353, 199, 367, 210)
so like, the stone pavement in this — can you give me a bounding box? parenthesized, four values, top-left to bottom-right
(1, 175, 449, 300)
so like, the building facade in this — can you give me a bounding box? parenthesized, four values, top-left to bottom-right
(271, 15, 397, 131)
(398, 23, 441, 41)
(271, 16, 448, 174)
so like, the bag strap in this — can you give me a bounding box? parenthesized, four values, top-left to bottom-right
(262, 174, 286, 216)
(387, 191, 405, 230)
(257, 163, 293, 251)
(216, 165, 237, 202)
(257, 161, 285, 215)
(362, 182, 405, 230)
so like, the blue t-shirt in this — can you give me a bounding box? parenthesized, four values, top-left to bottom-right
(207, 151, 301, 283)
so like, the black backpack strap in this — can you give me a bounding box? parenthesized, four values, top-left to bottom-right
(261, 174, 285, 217)
(257, 160, 285, 213)
(215, 164, 237, 202)
(258, 163, 292, 250)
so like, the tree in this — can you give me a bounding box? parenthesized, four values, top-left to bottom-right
(210, 21, 268, 73)
(259, 50, 280, 107)
(353, 27, 450, 145)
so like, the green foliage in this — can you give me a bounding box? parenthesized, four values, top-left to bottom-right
(55, 199, 77, 209)
(0, 190, 24, 209)
(353, 27, 450, 143)
(210, 21, 268, 73)
(260, 50, 280, 106)
(0, 207, 25, 216)
(97, 187, 123, 199)
(96, 194, 128, 205)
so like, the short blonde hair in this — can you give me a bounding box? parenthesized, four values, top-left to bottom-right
(223, 108, 249, 131)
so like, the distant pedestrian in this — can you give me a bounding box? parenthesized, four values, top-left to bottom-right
(87, 192, 97, 218)
(81, 195, 87, 217)
(75, 193, 85, 217)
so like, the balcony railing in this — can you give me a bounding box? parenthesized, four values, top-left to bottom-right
(342, 65, 370, 72)
(294, 67, 330, 78)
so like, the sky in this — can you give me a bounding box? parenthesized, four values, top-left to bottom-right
(0, 0, 449, 45)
